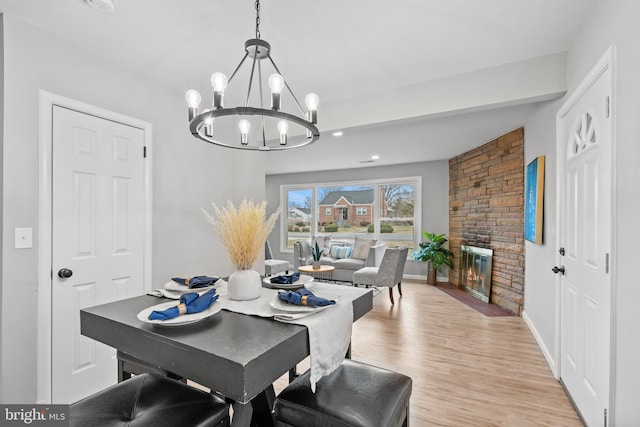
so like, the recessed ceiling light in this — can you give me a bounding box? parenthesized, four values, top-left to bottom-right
(371, 155, 380, 160)
(85, 0, 116, 12)
(332, 131, 343, 137)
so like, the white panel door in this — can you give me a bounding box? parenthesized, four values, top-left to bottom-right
(558, 66, 611, 426)
(51, 106, 145, 403)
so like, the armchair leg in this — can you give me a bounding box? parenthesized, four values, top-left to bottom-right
(398, 281, 403, 298)
(388, 288, 395, 304)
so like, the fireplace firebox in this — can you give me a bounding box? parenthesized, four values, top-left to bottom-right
(458, 245, 493, 303)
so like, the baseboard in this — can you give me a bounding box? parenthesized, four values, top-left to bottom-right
(403, 274, 448, 282)
(522, 310, 558, 378)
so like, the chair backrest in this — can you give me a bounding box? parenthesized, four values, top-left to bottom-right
(294, 240, 312, 262)
(377, 246, 409, 286)
(265, 241, 274, 260)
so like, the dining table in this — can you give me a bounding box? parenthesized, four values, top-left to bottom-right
(80, 280, 373, 427)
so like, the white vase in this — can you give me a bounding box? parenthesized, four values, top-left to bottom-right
(228, 269, 262, 301)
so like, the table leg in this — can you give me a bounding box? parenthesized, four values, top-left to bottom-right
(231, 402, 252, 427)
(231, 386, 276, 427)
(288, 367, 298, 383)
(250, 386, 276, 426)
(117, 359, 130, 382)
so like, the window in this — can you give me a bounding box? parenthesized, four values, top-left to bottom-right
(378, 183, 416, 249)
(285, 188, 312, 247)
(281, 178, 420, 250)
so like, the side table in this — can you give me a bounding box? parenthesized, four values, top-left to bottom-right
(298, 265, 335, 282)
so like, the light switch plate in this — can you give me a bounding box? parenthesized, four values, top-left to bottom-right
(15, 228, 33, 249)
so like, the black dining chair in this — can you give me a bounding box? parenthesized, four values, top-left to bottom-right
(274, 358, 412, 427)
(70, 373, 230, 427)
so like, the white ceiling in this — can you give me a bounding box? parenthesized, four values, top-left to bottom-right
(0, 0, 593, 173)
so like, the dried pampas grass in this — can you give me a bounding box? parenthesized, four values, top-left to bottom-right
(203, 199, 280, 270)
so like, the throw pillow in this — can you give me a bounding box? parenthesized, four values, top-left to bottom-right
(330, 245, 352, 259)
(340, 246, 353, 259)
(351, 236, 377, 260)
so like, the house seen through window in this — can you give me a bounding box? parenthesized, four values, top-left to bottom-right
(283, 179, 419, 250)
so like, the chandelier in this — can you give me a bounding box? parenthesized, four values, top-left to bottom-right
(185, 0, 320, 151)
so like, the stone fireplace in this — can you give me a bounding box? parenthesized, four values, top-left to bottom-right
(458, 245, 493, 303)
(448, 128, 525, 315)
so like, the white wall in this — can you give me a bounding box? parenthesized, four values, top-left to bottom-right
(524, 0, 640, 424)
(265, 160, 450, 278)
(0, 15, 265, 403)
(523, 100, 561, 371)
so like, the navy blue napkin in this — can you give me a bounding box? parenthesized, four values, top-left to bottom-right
(277, 289, 335, 307)
(148, 289, 218, 321)
(270, 272, 300, 284)
(171, 276, 219, 289)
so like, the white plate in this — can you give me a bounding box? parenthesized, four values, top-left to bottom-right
(163, 280, 218, 293)
(269, 294, 338, 313)
(137, 300, 222, 326)
(263, 274, 314, 289)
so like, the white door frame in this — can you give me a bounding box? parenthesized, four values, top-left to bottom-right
(555, 46, 617, 420)
(36, 90, 153, 404)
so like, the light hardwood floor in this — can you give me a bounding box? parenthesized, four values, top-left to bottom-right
(273, 279, 584, 426)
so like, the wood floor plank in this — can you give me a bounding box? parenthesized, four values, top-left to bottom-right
(273, 280, 584, 426)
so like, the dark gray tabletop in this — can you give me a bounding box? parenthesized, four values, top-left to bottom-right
(80, 286, 373, 404)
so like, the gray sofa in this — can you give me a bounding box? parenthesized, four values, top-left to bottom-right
(293, 239, 387, 282)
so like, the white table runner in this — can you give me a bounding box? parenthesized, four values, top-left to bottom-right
(216, 281, 365, 391)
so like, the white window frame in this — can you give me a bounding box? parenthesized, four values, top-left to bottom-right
(325, 207, 331, 215)
(356, 207, 367, 215)
(280, 176, 421, 252)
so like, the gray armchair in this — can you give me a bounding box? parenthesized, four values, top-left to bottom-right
(352, 246, 409, 304)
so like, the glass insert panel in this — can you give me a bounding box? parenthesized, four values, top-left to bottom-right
(378, 183, 416, 250)
(286, 188, 312, 248)
(317, 185, 374, 241)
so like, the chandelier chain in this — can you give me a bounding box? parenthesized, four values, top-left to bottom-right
(255, 0, 261, 39)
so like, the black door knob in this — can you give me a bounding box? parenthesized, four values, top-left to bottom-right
(552, 266, 565, 275)
(58, 268, 73, 278)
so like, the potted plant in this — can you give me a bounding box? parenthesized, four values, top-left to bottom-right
(311, 241, 324, 269)
(412, 231, 454, 285)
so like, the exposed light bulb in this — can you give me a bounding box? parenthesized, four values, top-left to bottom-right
(203, 109, 214, 137)
(210, 72, 227, 109)
(305, 93, 319, 111)
(277, 120, 289, 146)
(239, 119, 250, 145)
(305, 93, 319, 124)
(185, 90, 202, 108)
(269, 74, 284, 111)
(210, 72, 228, 92)
(185, 90, 202, 121)
(277, 120, 289, 134)
(239, 119, 251, 134)
(268, 74, 285, 94)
